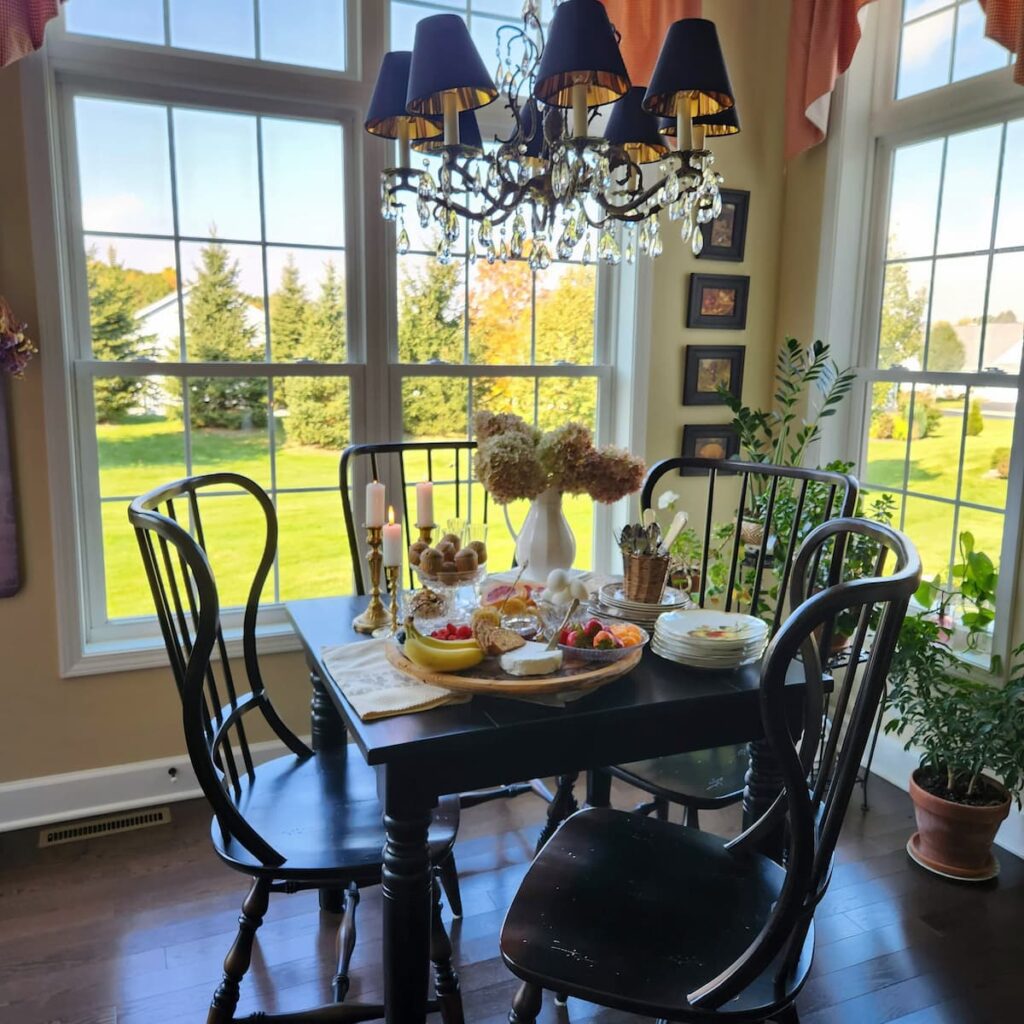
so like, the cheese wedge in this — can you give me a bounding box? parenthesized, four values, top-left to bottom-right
(500, 641, 564, 677)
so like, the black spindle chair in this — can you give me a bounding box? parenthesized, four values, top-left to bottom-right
(500, 518, 921, 1024)
(129, 473, 464, 1024)
(340, 441, 554, 809)
(603, 457, 858, 829)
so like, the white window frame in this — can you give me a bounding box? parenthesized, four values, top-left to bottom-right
(813, 0, 1024, 670)
(22, 2, 648, 677)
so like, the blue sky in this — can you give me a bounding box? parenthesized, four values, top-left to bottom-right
(75, 96, 345, 296)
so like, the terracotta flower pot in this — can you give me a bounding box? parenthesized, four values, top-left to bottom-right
(908, 769, 1010, 881)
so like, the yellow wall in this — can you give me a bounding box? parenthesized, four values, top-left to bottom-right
(646, 0, 791, 468)
(0, 0, 799, 785)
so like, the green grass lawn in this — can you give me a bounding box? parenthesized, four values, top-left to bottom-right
(97, 417, 594, 620)
(865, 410, 1010, 579)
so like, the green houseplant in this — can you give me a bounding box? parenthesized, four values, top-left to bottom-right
(885, 537, 1024, 880)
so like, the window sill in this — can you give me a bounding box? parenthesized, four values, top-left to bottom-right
(63, 621, 302, 678)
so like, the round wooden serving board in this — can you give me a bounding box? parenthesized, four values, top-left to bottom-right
(385, 641, 643, 696)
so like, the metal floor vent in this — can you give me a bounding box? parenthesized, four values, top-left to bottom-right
(39, 806, 172, 848)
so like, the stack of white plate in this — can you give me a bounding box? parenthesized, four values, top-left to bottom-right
(588, 581, 692, 628)
(652, 609, 769, 669)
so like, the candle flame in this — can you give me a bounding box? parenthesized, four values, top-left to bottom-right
(387, 505, 395, 524)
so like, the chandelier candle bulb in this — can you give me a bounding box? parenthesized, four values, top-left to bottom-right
(366, 480, 386, 528)
(382, 507, 403, 567)
(416, 481, 434, 528)
(443, 91, 459, 146)
(396, 119, 411, 168)
(676, 95, 691, 152)
(572, 82, 588, 137)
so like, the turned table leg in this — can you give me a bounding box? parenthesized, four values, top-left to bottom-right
(382, 778, 433, 1024)
(743, 738, 786, 862)
(309, 664, 348, 912)
(535, 772, 579, 854)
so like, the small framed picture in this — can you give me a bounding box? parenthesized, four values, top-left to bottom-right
(686, 273, 750, 330)
(683, 345, 745, 405)
(680, 424, 740, 474)
(697, 188, 750, 262)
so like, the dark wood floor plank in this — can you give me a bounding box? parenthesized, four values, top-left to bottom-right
(0, 774, 1019, 1024)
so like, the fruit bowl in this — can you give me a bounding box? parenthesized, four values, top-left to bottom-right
(557, 621, 650, 663)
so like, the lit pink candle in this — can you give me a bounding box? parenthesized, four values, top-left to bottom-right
(416, 481, 434, 527)
(366, 480, 386, 527)
(382, 506, 403, 567)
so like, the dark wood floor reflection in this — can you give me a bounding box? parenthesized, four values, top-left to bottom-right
(0, 775, 1020, 1024)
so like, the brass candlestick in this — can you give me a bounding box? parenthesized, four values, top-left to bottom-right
(352, 525, 390, 634)
(417, 523, 436, 546)
(379, 565, 402, 638)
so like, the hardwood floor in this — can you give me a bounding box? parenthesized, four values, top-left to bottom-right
(0, 774, 1020, 1024)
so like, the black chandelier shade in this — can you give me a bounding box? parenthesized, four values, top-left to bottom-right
(406, 13, 498, 116)
(604, 86, 670, 164)
(660, 104, 741, 138)
(533, 0, 630, 109)
(365, 51, 444, 140)
(643, 18, 734, 118)
(414, 110, 484, 155)
(694, 105, 741, 137)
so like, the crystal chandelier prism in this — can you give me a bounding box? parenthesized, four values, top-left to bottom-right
(365, 0, 740, 269)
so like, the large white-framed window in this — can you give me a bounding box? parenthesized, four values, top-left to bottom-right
(24, 1, 643, 675)
(819, 0, 1024, 665)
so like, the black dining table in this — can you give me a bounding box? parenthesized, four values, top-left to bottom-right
(286, 594, 800, 1024)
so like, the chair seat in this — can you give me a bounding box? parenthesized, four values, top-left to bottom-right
(500, 808, 813, 1021)
(213, 745, 459, 879)
(611, 745, 749, 809)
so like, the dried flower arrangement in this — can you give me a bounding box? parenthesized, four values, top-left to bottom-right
(0, 298, 36, 379)
(474, 411, 645, 504)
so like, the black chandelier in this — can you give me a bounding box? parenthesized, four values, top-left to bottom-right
(365, 0, 739, 269)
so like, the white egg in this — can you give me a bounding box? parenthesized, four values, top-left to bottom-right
(546, 568, 570, 592)
(551, 588, 572, 607)
(569, 579, 589, 601)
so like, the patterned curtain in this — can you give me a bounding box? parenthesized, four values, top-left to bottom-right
(980, 0, 1024, 84)
(602, 0, 703, 86)
(785, 0, 876, 160)
(0, 0, 61, 68)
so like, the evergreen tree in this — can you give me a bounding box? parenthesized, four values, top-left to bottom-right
(269, 256, 309, 361)
(398, 260, 466, 437)
(927, 320, 966, 372)
(184, 239, 265, 429)
(967, 398, 984, 437)
(280, 260, 350, 448)
(87, 247, 157, 421)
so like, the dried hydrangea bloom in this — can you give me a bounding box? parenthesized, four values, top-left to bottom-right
(537, 421, 594, 493)
(476, 432, 546, 504)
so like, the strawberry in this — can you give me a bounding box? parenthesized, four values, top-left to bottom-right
(584, 618, 603, 639)
(593, 630, 616, 650)
(456, 625, 472, 640)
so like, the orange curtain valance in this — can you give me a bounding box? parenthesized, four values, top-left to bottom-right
(0, 0, 61, 68)
(980, 0, 1024, 85)
(601, 0, 703, 86)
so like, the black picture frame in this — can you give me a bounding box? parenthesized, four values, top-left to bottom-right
(686, 273, 750, 330)
(680, 424, 740, 474)
(697, 188, 750, 262)
(683, 345, 745, 406)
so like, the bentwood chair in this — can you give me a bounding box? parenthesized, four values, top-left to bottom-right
(129, 473, 465, 1024)
(340, 441, 554, 814)
(500, 518, 921, 1024)
(602, 458, 858, 829)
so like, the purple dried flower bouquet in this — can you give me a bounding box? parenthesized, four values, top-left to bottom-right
(0, 298, 36, 379)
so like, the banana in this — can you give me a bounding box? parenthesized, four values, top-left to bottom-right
(403, 619, 485, 672)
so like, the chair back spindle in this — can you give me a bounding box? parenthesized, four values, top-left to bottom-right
(129, 473, 313, 867)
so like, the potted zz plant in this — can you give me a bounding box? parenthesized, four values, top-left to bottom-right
(885, 535, 1024, 881)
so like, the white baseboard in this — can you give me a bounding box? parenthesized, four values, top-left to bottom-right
(866, 729, 1024, 860)
(0, 736, 311, 835)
